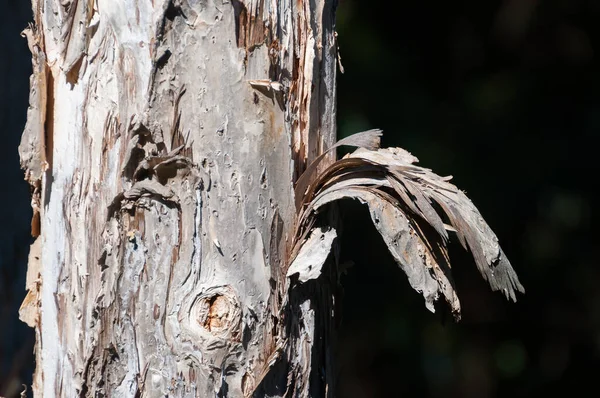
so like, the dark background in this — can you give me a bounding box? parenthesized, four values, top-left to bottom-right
(1, 0, 597, 397)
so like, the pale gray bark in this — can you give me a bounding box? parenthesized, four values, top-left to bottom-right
(19, 0, 339, 396)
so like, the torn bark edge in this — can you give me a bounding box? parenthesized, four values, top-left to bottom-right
(106, 180, 182, 220)
(19, 236, 42, 327)
(248, 226, 338, 396)
(286, 226, 337, 284)
(231, 0, 269, 65)
(19, 24, 48, 238)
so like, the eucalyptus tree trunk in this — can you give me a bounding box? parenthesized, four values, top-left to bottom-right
(18, 0, 525, 397)
(19, 0, 339, 396)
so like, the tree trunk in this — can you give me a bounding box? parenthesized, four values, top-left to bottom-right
(19, 0, 339, 396)
(19, 1, 525, 397)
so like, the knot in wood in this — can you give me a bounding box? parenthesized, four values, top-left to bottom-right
(190, 286, 241, 340)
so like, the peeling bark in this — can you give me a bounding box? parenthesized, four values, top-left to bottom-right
(19, 0, 339, 396)
(19, 0, 523, 397)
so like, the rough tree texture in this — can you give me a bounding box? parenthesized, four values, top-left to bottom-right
(19, 0, 339, 396)
(19, 0, 524, 397)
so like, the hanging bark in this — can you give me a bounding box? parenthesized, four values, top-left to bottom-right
(18, 0, 523, 397)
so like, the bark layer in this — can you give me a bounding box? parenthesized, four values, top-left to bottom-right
(19, 0, 339, 396)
